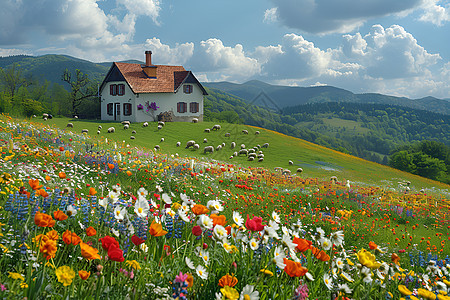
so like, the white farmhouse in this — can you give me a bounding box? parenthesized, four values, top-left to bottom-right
(99, 51, 207, 122)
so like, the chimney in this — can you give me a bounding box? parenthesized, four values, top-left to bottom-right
(142, 50, 157, 78)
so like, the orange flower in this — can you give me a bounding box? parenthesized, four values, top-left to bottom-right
(293, 237, 312, 252)
(310, 246, 330, 262)
(34, 234, 49, 247)
(89, 187, 97, 196)
(58, 172, 66, 179)
(79, 241, 101, 260)
(53, 210, 68, 221)
(283, 258, 308, 277)
(40, 239, 57, 260)
(108, 163, 115, 170)
(86, 226, 97, 236)
(37, 189, 49, 198)
(369, 241, 378, 250)
(62, 230, 81, 246)
(46, 230, 59, 241)
(126, 171, 132, 176)
(34, 211, 55, 228)
(78, 270, 90, 280)
(391, 253, 401, 265)
(149, 220, 168, 237)
(211, 214, 227, 226)
(29, 179, 43, 190)
(191, 204, 209, 215)
(218, 274, 238, 287)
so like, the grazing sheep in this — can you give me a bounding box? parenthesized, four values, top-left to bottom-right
(124, 124, 130, 130)
(225, 132, 231, 138)
(282, 169, 291, 175)
(256, 144, 261, 149)
(158, 121, 165, 127)
(204, 146, 214, 154)
(107, 127, 115, 133)
(66, 123, 74, 128)
(203, 138, 208, 143)
(216, 145, 222, 151)
(258, 157, 264, 162)
(289, 160, 294, 165)
(330, 176, 338, 184)
(233, 152, 238, 157)
(43, 117, 48, 121)
(221, 142, 225, 147)
(212, 124, 221, 131)
(157, 125, 163, 130)
(248, 149, 255, 154)
(296, 168, 303, 173)
(255, 131, 260, 135)
(185, 140, 196, 148)
(240, 144, 246, 149)
(130, 136, 135, 140)
(258, 151, 263, 155)
(248, 156, 255, 161)
(160, 138, 165, 142)
(274, 167, 283, 172)
(193, 143, 200, 150)
(229, 156, 233, 159)
(239, 149, 248, 156)
(143, 122, 149, 127)
(122, 121, 131, 126)
(176, 142, 181, 147)
(132, 130, 136, 134)
(204, 128, 210, 133)
(98, 125, 102, 130)
(97, 130, 101, 135)
(43, 113, 49, 119)
(81, 129, 89, 134)
(73, 116, 78, 119)
(262, 143, 269, 148)
(192, 118, 198, 123)
(242, 129, 248, 135)
(154, 145, 160, 150)
(248, 153, 257, 159)
(258, 154, 264, 158)
(230, 142, 236, 149)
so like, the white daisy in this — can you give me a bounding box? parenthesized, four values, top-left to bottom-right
(185, 257, 195, 270)
(330, 230, 344, 247)
(137, 187, 148, 198)
(239, 284, 259, 300)
(320, 237, 332, 250)
(162, 193, 172, 204)
(66, 205, 77, 217)
(323, 273, 333, 290)
(272, 211, 280, 223)
(249, 238, 259, 251)
(197, 215, 213, 230)
(232, 211, 244, 227)
(134, 197, 149, 218)
(213, 225, 228, 241)
(196, 265, 208, 280)
(113, 206, 127, 221)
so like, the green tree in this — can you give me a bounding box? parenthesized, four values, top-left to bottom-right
(389, 150, 415, 173)
(61, 69, 98, 117)
(0, 63, 31, 99)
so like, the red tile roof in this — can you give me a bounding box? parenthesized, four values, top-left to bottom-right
(114, 62, 186, 93)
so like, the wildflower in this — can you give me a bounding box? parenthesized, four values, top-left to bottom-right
(162, 193, 172, 204)
(200, 249, 210, 265)
(222, 240, 238, 254)
(391, 253, 400, 265)
(198, 215, 213, 230)
(89, 187, 97, 196)
(335, 258, 344, 269)
(66, 205, 77, 217)
(98, 197, 108, 209)
(107, 190, 120, 205)
(178, 209, 190, 222)
(305, 272, 315, 281)
(86, 226, 97, 236)
(323, 273, 333, 290)
(131, 235, 145, 246)
(46, 230, 59, 241)
(356, 249, 382, 269)
(219, 274, 238, 287)
(282, 234, 297, 251)
(29, 179, 43, 190)
(249, 238, 259, 251)
(40, 239, 57, 260)
(52, 210, 68, 222)
(58, 172, 66, 179)
(139, 243, 148, 252)
(99, 235, 120, 251)
(8, 272, 24, 281)
(192, 225, 203, 236)
(192, 204, 209, 215)
(337, 283, 353, 294)
(78, 270, 90, 280)
(293, 237, 312, 252)
(185, 257, 195, 270)
(211, 214, 227, 226)
(273, 246, 286, 269)
(369, 241, 385, 253)
(34, 211, 55, 228)
(220, 285, 239, 300)
(196, 265, 208, 280)
(37, 188, 49, 198)
(272, 211, 281, 223)
(232, 211, 244, 227)
(108, 244, 124, 262)
(207, 199, 223, 214)
(213, 225, 228, 241)
(398, 285, 412, 296)
(320, 237, 332, 250)
(186, 273, 194, 287)
(20, 282, 28, 289)
(134, 197, 149, 218)
(126, 260, 141, 270)
(340, 271, 354, 283)
(284, 258, 308, 277)
(113, 206, 127, 221)
(55, 266, 76, 286)
(245, 215, 264, 232)
(316, 227, 325, 238)
(62, 230, 81, 246)
(79, 241, 100, 260)
(149, 220, 168, 237)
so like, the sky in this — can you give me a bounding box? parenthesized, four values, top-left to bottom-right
(0, 0, 449, 99)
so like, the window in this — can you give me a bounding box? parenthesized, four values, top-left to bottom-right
(118, 84, 125, 96)
(110, 84, 117, 96)
(190, 102, 199, 113)
(183, 84, 193, 94)
(107, 103, 113, 116)
(123, 103, 132, 116)
(177, 102, 187, 113)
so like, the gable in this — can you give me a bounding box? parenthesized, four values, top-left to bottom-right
(174, 71, 208, 96)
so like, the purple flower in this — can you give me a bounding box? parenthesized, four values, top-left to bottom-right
(137, 104, 144, 110)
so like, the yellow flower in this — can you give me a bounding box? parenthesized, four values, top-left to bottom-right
(126, 260, 141, 270)
(418, 288, 437, 300)
(20, 282, 28, 289)
(356, 249, 382, 269)
(55, 266, 76, 287)
(220, 285, 239, 300)
(171, 202, 181, 211)
(8, 272, 24, 281)
(260, 269, 274, 276)
(398, 284, 412, 296)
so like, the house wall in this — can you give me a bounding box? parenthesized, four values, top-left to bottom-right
(102, 82, 204, 123)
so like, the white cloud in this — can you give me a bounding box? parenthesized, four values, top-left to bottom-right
(263, 7, 278, 23)
(116, 0, 160, 24)
(143, 38, 194, 65)
(268, 0, 423, 34)
(419, 0, 450, 26)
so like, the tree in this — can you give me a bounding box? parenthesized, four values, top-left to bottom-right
(0, 64, 31, 99)
(61, 69, 97, 117)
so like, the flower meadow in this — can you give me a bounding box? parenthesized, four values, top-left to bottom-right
(0, 115, 449, 300)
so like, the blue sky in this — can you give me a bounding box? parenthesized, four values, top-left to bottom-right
(1, 0, 449, 99)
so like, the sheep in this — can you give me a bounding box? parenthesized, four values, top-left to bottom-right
(296, 168, 303, 173)
(255, 131, 260, 135)
(130, 136, 135, 140)
(73, 116, 78, 119)
(124, 124, 130, 130)
(248, 156, 255, 161)
(157, 125, 163, 130)
(97, 130, 101, 135)
(107, 127, 115, 133)
(212, 124, 221, 131)
(132, 130, 136, 134)
(229, 156, 233, 159)
(143, 122, 149, 127)
(193, 144, 200, 150)
(248, 149, 255, 154)
(262, 143, 269, 148)
(240, 144, 246, 149)
(230, 142, 236, 149)
(233, 152, 238, 157)
(216, 145, 222, 151)
(242, 129, 248, 135)
(274, 167, 283, 172)
(248, 153, 257, 159)
(258, 157, 264, 162)
(289, 160, 294, 165)
(225, 132, 231, 138)
(43, 117, 48, 121)
(66, 123, 74, 128)
(282, 169, 291, 175)
(238, 149, 248, 156)
(158, 121, 165, 127)
(192, 118, 198, 123)
(221, 142, 225, 147)
(122, 121, 130, 126)
(204, 146, 214, 154)
(154, 145, 160, 150)
(204, 128, 210, 133)
(98, 125, 102, 130)
(176, 142, 181, 147)
(203, 138, 208, 143)
(81, 129, 89, 134)
(258, 151, 263, 155)
(330, 176, 338, 184)
(185, 140, 196, 148)
(258, 154, 264, 158)
(42, 113, 49, 119)
(160, 138, 165, 142)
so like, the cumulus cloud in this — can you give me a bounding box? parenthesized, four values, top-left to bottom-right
(116, 0, 160, 24)
(268, 0, 423, 34)
(143, 38, 194, 65)
(419, 0, 450, 26)
(263, 7, 278, 23)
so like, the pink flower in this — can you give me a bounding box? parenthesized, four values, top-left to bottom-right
(175, 271, 188, 283)
(245, 215, 265, 231)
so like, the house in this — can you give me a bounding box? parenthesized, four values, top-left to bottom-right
(99, 51, 207, 122)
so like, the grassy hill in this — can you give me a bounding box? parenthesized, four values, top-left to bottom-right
(32, 116, 449, 193)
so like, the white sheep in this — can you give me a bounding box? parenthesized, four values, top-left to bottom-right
(233, 151, 238, 157)
(221, 142, 225, 147)
(97, 130, 101, 135)
(204, 128, 210, 133)
(296, 168, 303, 173)
(98, 125, 102, 130)
(203, 138, 208, 143)
(239, 149, 248, 156)
(242, 129, 248, 134)
(158, 121, 165, 127)
(67, 123, 74, 128)
(157, 125, 163, 130)
(154, 145, 160, 150)
(132, 130, 136, 134)
(193, 143, 200, 150)
(124, 124, 130, 130)
(258, 154, 264, 158)
(185, 140, 196, 148)
(240, 144, 246, 149)
(216, 145, 222, 151)
(258, 157, 264, 162)
(262, 143, 269, 148)
(160, 137, 165, 142)
(248, 153, 257, 159)
(230, 142, 236, 149)
(289, 160, 294, 165)
(282, 169, 291, 175)
(176, 142, 181, 147)
(130, 136, 135, 140)
(192, 118, 198, 123)
(212, 124, 221, 131)
(248, 156, 255, 161)
(107, 127, 115, 133)
(143, 122, 149, 127)
(81, 129, 89, 134)
(204, 146, 214, 154)
(255, 131, 260, 135)
(42, 113, 48, 119)
(122, 121, 131, 126)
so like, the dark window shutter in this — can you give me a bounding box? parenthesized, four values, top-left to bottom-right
(177, 102, 181, 113)
(110, 85, 114, 95)
(195, 102, 199, 113)
(183, 102, 187, 113)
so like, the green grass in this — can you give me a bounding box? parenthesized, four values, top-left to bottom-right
(34, 117, 449, 193)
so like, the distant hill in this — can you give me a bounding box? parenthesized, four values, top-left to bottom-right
(204, 80, 450, 115)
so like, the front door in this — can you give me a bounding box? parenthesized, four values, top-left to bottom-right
(114, 103, 120, 121)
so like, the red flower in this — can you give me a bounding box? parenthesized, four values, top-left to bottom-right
(293, 237, 312, 252)
(99, 236, 120, 251)
(192, 225, 202, 236)
(245, 215, 265, 231)
(108, 244, 124, 262)
(131, 235, 145, 246)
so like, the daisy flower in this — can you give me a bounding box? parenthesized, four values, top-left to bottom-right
(271, 211, 280, 223)
(185, 257, 195, 270)
(323, 273, 333, 290)
(232, 211, 244, 227)
(134, 197, 149, 218)
(239, 284, 259, 300)
(249, 238, 259, 251)
(213, 225, 228, 241)
(320, 237, 332, 250)
(196, 265, 208, 280)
